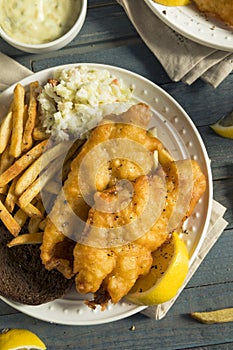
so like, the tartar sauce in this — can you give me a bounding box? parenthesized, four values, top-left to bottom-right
(0, 0, 81, 44)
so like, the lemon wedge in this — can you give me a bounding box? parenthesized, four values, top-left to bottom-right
(126, 232, 189, 305)
(153, 0, 190, 6)
(210, 111, 233, 139)
(0, 329, 46, 350)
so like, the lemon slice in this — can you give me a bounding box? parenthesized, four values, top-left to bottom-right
(126, 232, 189, 305)
(210, 111, 233, 139)
(0, 329, 46, 350)
(153, 0, 190, 6)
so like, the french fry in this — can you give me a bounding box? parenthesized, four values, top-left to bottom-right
(22, 81, 39, 152)
(15, 156, 42, 197)
(0, 185, 9, 196)
(0, 144, 15, 174)
(14, 208, 29, 227)
(18, 201, 43, 219)
(23, 104, 28, 126)
(28, 200, 45, 233)
(0, 139, 48, 187)
(0, 145, 14, 194)
(191, 308, 233, 324)
(0, 80, 57, 239)
(4, 177, 18, 213)
(0, 109, 12, 154)
(7, 232, 44, 248)
(28, 217, 43, 234)
(0, 80, 77, 241)
(18, 180, 42, 208)
(9, 83, 25, 158)
(18, 155, 64, 208)
(32, 126, 49, 140)
(15, 142, 69, 196)
(0, 200, 21, 236)
(39, 218, 47, 231)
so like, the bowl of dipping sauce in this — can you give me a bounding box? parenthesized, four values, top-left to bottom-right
(0, 0, 87, 53)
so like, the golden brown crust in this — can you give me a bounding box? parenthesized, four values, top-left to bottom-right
(192, 0, 233, 27)
(40, 103, 207, 308)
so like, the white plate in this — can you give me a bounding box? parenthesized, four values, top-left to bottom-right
(0, 63, 212, 325)
(144, 0, 233, 52)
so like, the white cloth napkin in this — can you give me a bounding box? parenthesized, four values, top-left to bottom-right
(116, 0, 233, 87)
(0, 53, 228, 319)
(0, 52, 33, 91)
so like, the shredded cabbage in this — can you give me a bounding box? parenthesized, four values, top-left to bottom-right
(38, 66, 134, 141)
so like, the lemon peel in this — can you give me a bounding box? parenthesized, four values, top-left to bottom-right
(210, 111, 233, 139)
(126, 232, 189, 305)
(153, 0, 190, 6)
(0, 329, 46, 350)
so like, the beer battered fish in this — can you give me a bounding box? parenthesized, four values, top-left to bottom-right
(192, 0, 233, 26)
(40, 103, 162, 278)
(40, 102, 207, 309)
(74, 159, 206, 308)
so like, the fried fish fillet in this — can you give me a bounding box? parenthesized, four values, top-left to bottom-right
(40, 103, 162, 278)
(73, 158, 206, 307)
(192, 0, 233, 26)
(40, 102, 207, 308)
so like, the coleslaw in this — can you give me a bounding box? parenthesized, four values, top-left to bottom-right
(38, 65, 135, 141)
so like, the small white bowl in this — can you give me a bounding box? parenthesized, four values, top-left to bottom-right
(0, 0, 87, 53)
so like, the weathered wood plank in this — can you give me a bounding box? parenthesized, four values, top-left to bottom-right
(198, 126, 233, 166)
(186, 229, 233, 287)
(192, 344, 233, 350)
(15, 39, 168, 85)
(89, 0, 116, 6)
(0, 300, 18, 315)
(198, 130, 233, 185)
(164, 79, 233, 127)
(213, 180, 233, 229)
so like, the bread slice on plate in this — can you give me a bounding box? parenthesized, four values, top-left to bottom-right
(0, 223, 73, 305)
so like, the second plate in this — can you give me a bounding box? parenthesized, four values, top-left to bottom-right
(144, 0, 233, 52)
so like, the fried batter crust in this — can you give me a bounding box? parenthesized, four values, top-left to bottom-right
(74, 159, 206, 305)
(41, 103, 160, 278)
(193, 0, 233, 26)
(40, 103, 207, 307)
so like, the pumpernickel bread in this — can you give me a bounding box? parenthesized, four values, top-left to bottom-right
(0, 223, 73, 305)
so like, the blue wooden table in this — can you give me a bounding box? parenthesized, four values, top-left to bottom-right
(0, 1, 233, 349)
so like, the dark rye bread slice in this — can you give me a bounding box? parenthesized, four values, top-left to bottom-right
(0, 223, 73, 305)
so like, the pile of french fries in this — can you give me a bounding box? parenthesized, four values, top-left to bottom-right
(0, 82, 82, 248)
